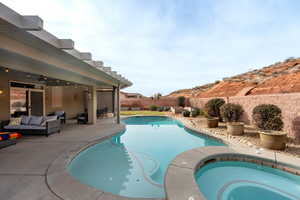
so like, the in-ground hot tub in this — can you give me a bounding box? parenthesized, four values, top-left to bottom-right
(68, 116, 224, 198)
(195, 161, 300, 200)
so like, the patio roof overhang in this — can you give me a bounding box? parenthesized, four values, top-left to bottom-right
(0, 3, 132, 89)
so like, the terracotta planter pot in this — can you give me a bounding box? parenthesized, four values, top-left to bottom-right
(227, 122, 244, 135)
(206, 118, 219, 128)
(259, 130, 287, 150)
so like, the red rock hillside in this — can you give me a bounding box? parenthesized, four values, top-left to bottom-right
(168, 57, 300, 98)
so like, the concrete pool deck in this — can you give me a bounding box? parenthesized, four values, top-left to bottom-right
(0, 118, 127, 200)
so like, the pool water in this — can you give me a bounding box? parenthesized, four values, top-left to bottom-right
(68, 116, 224, 198)
(195, 161, 300, 200)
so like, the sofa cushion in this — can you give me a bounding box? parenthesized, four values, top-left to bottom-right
(21, 116, 31, 125)
(4, 125, 46, 130)
(8, 118, 22, 126)
(29, 116, 43, 126)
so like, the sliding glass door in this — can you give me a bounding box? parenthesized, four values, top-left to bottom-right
(29, 90, 44, 116)
(10, 88, 28, 117)
(10, 87, 45, 117)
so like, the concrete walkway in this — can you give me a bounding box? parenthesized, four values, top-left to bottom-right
(0, 118, 124, 200)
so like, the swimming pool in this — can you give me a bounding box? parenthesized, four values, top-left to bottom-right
(68, 116, 224, 198)
(195, 161, 300, 200)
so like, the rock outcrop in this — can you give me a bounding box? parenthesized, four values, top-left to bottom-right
(168, 58, 300, 98)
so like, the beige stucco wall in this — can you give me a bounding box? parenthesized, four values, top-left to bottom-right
(0, 70, 86, 120)
(45, 86, 86, 119)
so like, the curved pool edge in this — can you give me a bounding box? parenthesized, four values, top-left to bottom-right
(164, 146, 300, 200)
(46, 115, 224, 200)
(46, 117, 167, 200)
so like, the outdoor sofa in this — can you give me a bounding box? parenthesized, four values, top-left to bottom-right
(0, 116, 60, 137)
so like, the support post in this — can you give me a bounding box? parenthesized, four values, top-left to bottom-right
(88, 86, 97, 124)
(112, 86, 116, 114)
(116, 85, 120, 124)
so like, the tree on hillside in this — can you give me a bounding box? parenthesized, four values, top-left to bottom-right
(153, 93, 162, 100)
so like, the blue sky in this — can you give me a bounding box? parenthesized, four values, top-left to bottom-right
(3, 0, 300, 96)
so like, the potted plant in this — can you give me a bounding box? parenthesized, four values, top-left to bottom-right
(191, 108, 201, 117)
(204, 98, 225, 121)
(182, 110, 190, 117)
(220, 103, 244, 135)
(204, 111, 219, 128)
(253, 104, 286, 150)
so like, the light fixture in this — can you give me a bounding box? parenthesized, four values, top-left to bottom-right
(5, 68, 9, 73)
(0, 89, 3, 95)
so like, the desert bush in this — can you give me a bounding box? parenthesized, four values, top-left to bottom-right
(204, 98, 225, 119)
(182, 110, 190, 117)
(252, 104, 283, 131)
(164, 106, 171, 111)
(157, 106, 164, 112)
(177, 96, 186, 107)
(191, 108, 201, 117)
(149, 105, 158, 111)
(220, 103, 244, 122)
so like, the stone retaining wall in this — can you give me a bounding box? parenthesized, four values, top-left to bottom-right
(190, 93, 300, 139)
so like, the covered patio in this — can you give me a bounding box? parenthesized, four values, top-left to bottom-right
(0, 3, 134, 200)
(0, 3, 131, 128)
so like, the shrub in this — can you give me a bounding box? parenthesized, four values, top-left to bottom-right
(178, 96, 186, 107)
(157, 106, 164, 112)
(191, 108, 201, 117)
(164, 106, 171, 111)
(182, 110, 190, 117)
(252, 104, 283, 131)
(204, 98, 225, 119)
(220, 103, 244, 122)
(149, 105, 158, 111)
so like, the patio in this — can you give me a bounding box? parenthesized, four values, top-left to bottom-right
(0, 118, 125, 200)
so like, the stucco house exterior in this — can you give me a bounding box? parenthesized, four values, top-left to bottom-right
(0, 3, 131, 124)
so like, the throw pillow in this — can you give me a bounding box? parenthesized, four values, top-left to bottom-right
(29, 116, 43, 126)
(8, 118, 22, 126)
(21, 116, 31, 125)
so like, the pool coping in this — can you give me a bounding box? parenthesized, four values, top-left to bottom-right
(46, 122, 164, 200)
(164, 146, 300, 200)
